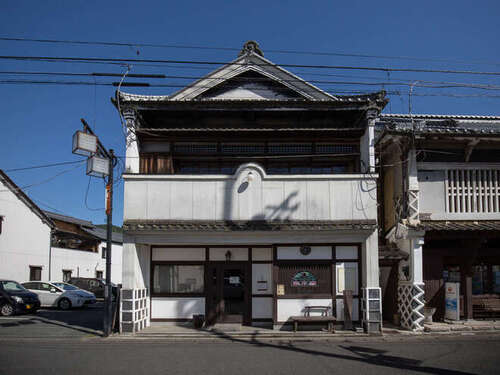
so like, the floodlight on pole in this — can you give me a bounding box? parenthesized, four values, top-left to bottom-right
(86, 155, 110, 177)
(72, 130, 98, 156)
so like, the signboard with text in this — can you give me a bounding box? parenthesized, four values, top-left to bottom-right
(445, 282, 460, 321)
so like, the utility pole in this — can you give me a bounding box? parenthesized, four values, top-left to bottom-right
(103, 148, 114, 337)
(72, 118, 116, 337)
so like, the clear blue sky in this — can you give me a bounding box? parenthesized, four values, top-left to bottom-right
(1, 0, 499, 226)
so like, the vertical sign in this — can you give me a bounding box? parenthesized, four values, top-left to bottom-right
(445, 282, 460, 321)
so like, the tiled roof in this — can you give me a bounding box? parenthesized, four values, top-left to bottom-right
(82, 226, 123, 244)
(376, 116, 500, 137)
(380, 113, 500, 120)
(44, 211, 94, 228)
(417, 220, 500, 231)
(123, 220, 377, 232)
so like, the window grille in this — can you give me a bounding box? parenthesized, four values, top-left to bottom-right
(173, 143, 217, 154)
(446, 169, 500, 213)
(268, 143, 312, 154)
(316, 144, 357, 154)
(221, 143, 265, 154)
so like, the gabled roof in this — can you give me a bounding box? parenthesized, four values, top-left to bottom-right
(115, 41, 387, 108)
(167, 41, 335, 101)
(0, 170, 55, 229)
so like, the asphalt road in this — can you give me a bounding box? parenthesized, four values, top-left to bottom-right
(0, 302, 103, 337)
(1, 334, 500, 375)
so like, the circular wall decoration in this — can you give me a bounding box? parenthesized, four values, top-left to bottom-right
(300, 245, 311, 255)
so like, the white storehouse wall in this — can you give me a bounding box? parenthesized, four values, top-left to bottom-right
(50, 242, 122, 284)
(0, 182, 51, 282)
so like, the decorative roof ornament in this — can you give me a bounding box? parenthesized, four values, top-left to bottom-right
(239, 40, 264, 57)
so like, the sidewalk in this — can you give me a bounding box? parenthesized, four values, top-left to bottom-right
(114, 320, 500, 341)
(423, 320, 500, 333)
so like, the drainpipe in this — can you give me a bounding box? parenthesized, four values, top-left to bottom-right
(48, 230, 52, 280)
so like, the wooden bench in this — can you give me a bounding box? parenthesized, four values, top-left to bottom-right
(290, 306, 336, 333)
(472, 295, 500, 319)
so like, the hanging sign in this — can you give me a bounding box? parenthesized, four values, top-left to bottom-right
(291, 271, 318, 287)
(445, 282, 460, 321)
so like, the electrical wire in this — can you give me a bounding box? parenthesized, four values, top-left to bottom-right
(2, 55, 500, 76)
(2, 36, 500, 67)
(4, 159, 86, 172)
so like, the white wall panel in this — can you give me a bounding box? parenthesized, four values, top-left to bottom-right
(252, 264, 272, 294)
(336, 298, 359, 321)
(209, 247, 248, 261)
(152, 248, 205, 261)
(151, 297, 205, 319)
(336, 246, 358, 259)
(277, 246, 331, 260)
(252, 297, 273, 319)
(277, 299, 332, 322)
(252, 248, 272, 261)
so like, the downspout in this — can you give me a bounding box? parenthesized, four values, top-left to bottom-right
(48, 229, 53, 280)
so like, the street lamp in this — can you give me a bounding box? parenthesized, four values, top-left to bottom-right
(72, 118, 116, 337)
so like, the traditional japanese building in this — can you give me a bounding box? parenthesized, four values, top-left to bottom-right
(116, 41, 387, 333)
(377, 114, 500, 329)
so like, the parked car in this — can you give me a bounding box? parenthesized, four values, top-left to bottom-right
(21, 281, 93, 310)
(51, 282, 97, 305)
(0, 279, 40, 316)
(68, 277, 117, 299)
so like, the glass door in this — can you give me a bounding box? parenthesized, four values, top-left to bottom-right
(205, 263, 248, 325)
(221, 267, 246, 323)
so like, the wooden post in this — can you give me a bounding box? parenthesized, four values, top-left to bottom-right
(343, 290, 353, 330)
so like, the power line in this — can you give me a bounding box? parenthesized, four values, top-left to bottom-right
(2, 55, 500, 76)
(2, 36, 500, 67)
(3, 71, 499, 91)
(4, 159, 86, 172)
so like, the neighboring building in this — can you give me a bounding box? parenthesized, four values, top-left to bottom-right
(0, 170, 54, 282)
(0, 169, 122, 285)
(377, 114, 500, 330)
(116, 41, 387, 333)
(46, 211, 123, 284)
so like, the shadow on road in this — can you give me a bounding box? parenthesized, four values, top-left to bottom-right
(209, 329, 475, 375)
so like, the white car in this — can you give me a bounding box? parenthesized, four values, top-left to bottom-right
(52, 282, 97, 305)
(21, 281, 95, 310)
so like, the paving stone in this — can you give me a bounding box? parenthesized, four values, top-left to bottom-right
(450, 325, 472, 331)
(471, 325, 493, 331)
(424, 325, 450, 332)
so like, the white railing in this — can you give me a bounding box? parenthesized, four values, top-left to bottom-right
(445, 169, 500, 214)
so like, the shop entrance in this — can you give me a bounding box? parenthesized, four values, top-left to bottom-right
(206, 263, 250, 325)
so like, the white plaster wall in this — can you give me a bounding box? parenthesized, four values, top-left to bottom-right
(277, 299, 332, 322)
(362, 231, 379, 288)
(336, 245, 358, 259)
(152, 248, 205, 261)
(277, 246, 331, 260)
(50, 242, 122, 284)
(209, 247, 248, 261)
(151, 297, 205, 319)
(336, 298, 360, 321)
(0, 183, 51, 282)
(122, 242, 150, 290)
(252, 264, 272, 294)
(252, 297, 273, 319)
(252, 248, 272, 261)
(123, 165, 377, 222)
